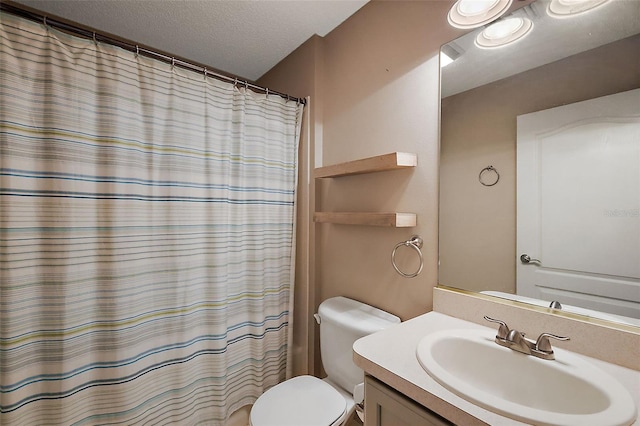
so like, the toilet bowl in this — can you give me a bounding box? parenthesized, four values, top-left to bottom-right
(249, 296, 400, 426)
(250, 375, 352, 426)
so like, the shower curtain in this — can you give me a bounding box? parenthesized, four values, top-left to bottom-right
(0, 11, 302, 425)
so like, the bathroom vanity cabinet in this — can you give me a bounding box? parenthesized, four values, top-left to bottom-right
(364, 376, 451, 426)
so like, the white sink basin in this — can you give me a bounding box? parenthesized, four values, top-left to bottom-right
(416, 328, 637, 426)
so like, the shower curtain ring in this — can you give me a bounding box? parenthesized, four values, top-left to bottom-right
(135, 45, 139, 58)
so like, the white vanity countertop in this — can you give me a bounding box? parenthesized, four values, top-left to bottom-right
(353, 311, 640, 426)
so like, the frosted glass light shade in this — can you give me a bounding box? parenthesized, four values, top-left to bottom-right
(548, 0, 611, 18)
(448, 0, 513, 29)
(475, 17, 534, 49)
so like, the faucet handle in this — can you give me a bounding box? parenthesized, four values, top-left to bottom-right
(535, 332, 570, 353)
(483, 316, 510, 339)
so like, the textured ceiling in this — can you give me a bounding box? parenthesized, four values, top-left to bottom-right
(12, 0, 369, 81)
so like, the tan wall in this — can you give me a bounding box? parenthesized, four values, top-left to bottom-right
(316, 0, 458, 320)
(439, 35, 640, 294)
(260, 0, 462, 376)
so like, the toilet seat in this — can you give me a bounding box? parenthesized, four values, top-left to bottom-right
(250, 375, 347, 426)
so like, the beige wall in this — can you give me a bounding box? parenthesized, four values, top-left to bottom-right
(317, 0, 456, 321)
(259, 0, 462, 376)
(439, 35, 640, 294)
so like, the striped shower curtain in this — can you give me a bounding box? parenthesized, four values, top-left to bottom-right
(0, 11, 302, 425)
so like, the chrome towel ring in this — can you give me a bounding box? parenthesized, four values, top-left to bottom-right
(391, 235, 424, 278)
(479, 165, 500, 186)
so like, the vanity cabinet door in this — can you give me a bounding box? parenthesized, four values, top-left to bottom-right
(364, 376, 452, 426)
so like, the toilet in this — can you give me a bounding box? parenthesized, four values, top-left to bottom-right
(249, 296, 400, 426)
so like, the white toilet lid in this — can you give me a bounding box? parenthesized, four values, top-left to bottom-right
(250, 375, 347, 426)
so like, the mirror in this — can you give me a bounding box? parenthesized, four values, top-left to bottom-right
(439, 0, 640, 327)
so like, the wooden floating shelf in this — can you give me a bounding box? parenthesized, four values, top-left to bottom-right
(314, 152, 417, 178)
(314, 212, 417, 227)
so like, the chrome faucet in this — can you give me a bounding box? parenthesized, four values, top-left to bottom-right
(484, 316, 570, 360)
(505, 329, 533, 355)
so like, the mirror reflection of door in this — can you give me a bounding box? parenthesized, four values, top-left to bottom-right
(517, 89, 640, 319)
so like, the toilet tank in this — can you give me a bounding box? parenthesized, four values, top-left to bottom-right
(318, 296, 400, 394)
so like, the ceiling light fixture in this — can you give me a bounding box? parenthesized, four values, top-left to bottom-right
(548, 0, 611, 18)
(475, 17, 534, 49)
(448, 0, 513, 29)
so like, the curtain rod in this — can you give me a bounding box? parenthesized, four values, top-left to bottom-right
(0, 2, 306, 106)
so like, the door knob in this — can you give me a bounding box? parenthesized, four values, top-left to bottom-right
(520, 254, 541, 265)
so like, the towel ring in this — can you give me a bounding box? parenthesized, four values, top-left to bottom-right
(391, 235, 424, 278)
(479, 165, 500, 186)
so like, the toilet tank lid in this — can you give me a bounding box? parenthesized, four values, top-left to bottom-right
(318, 296, 400, 333)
